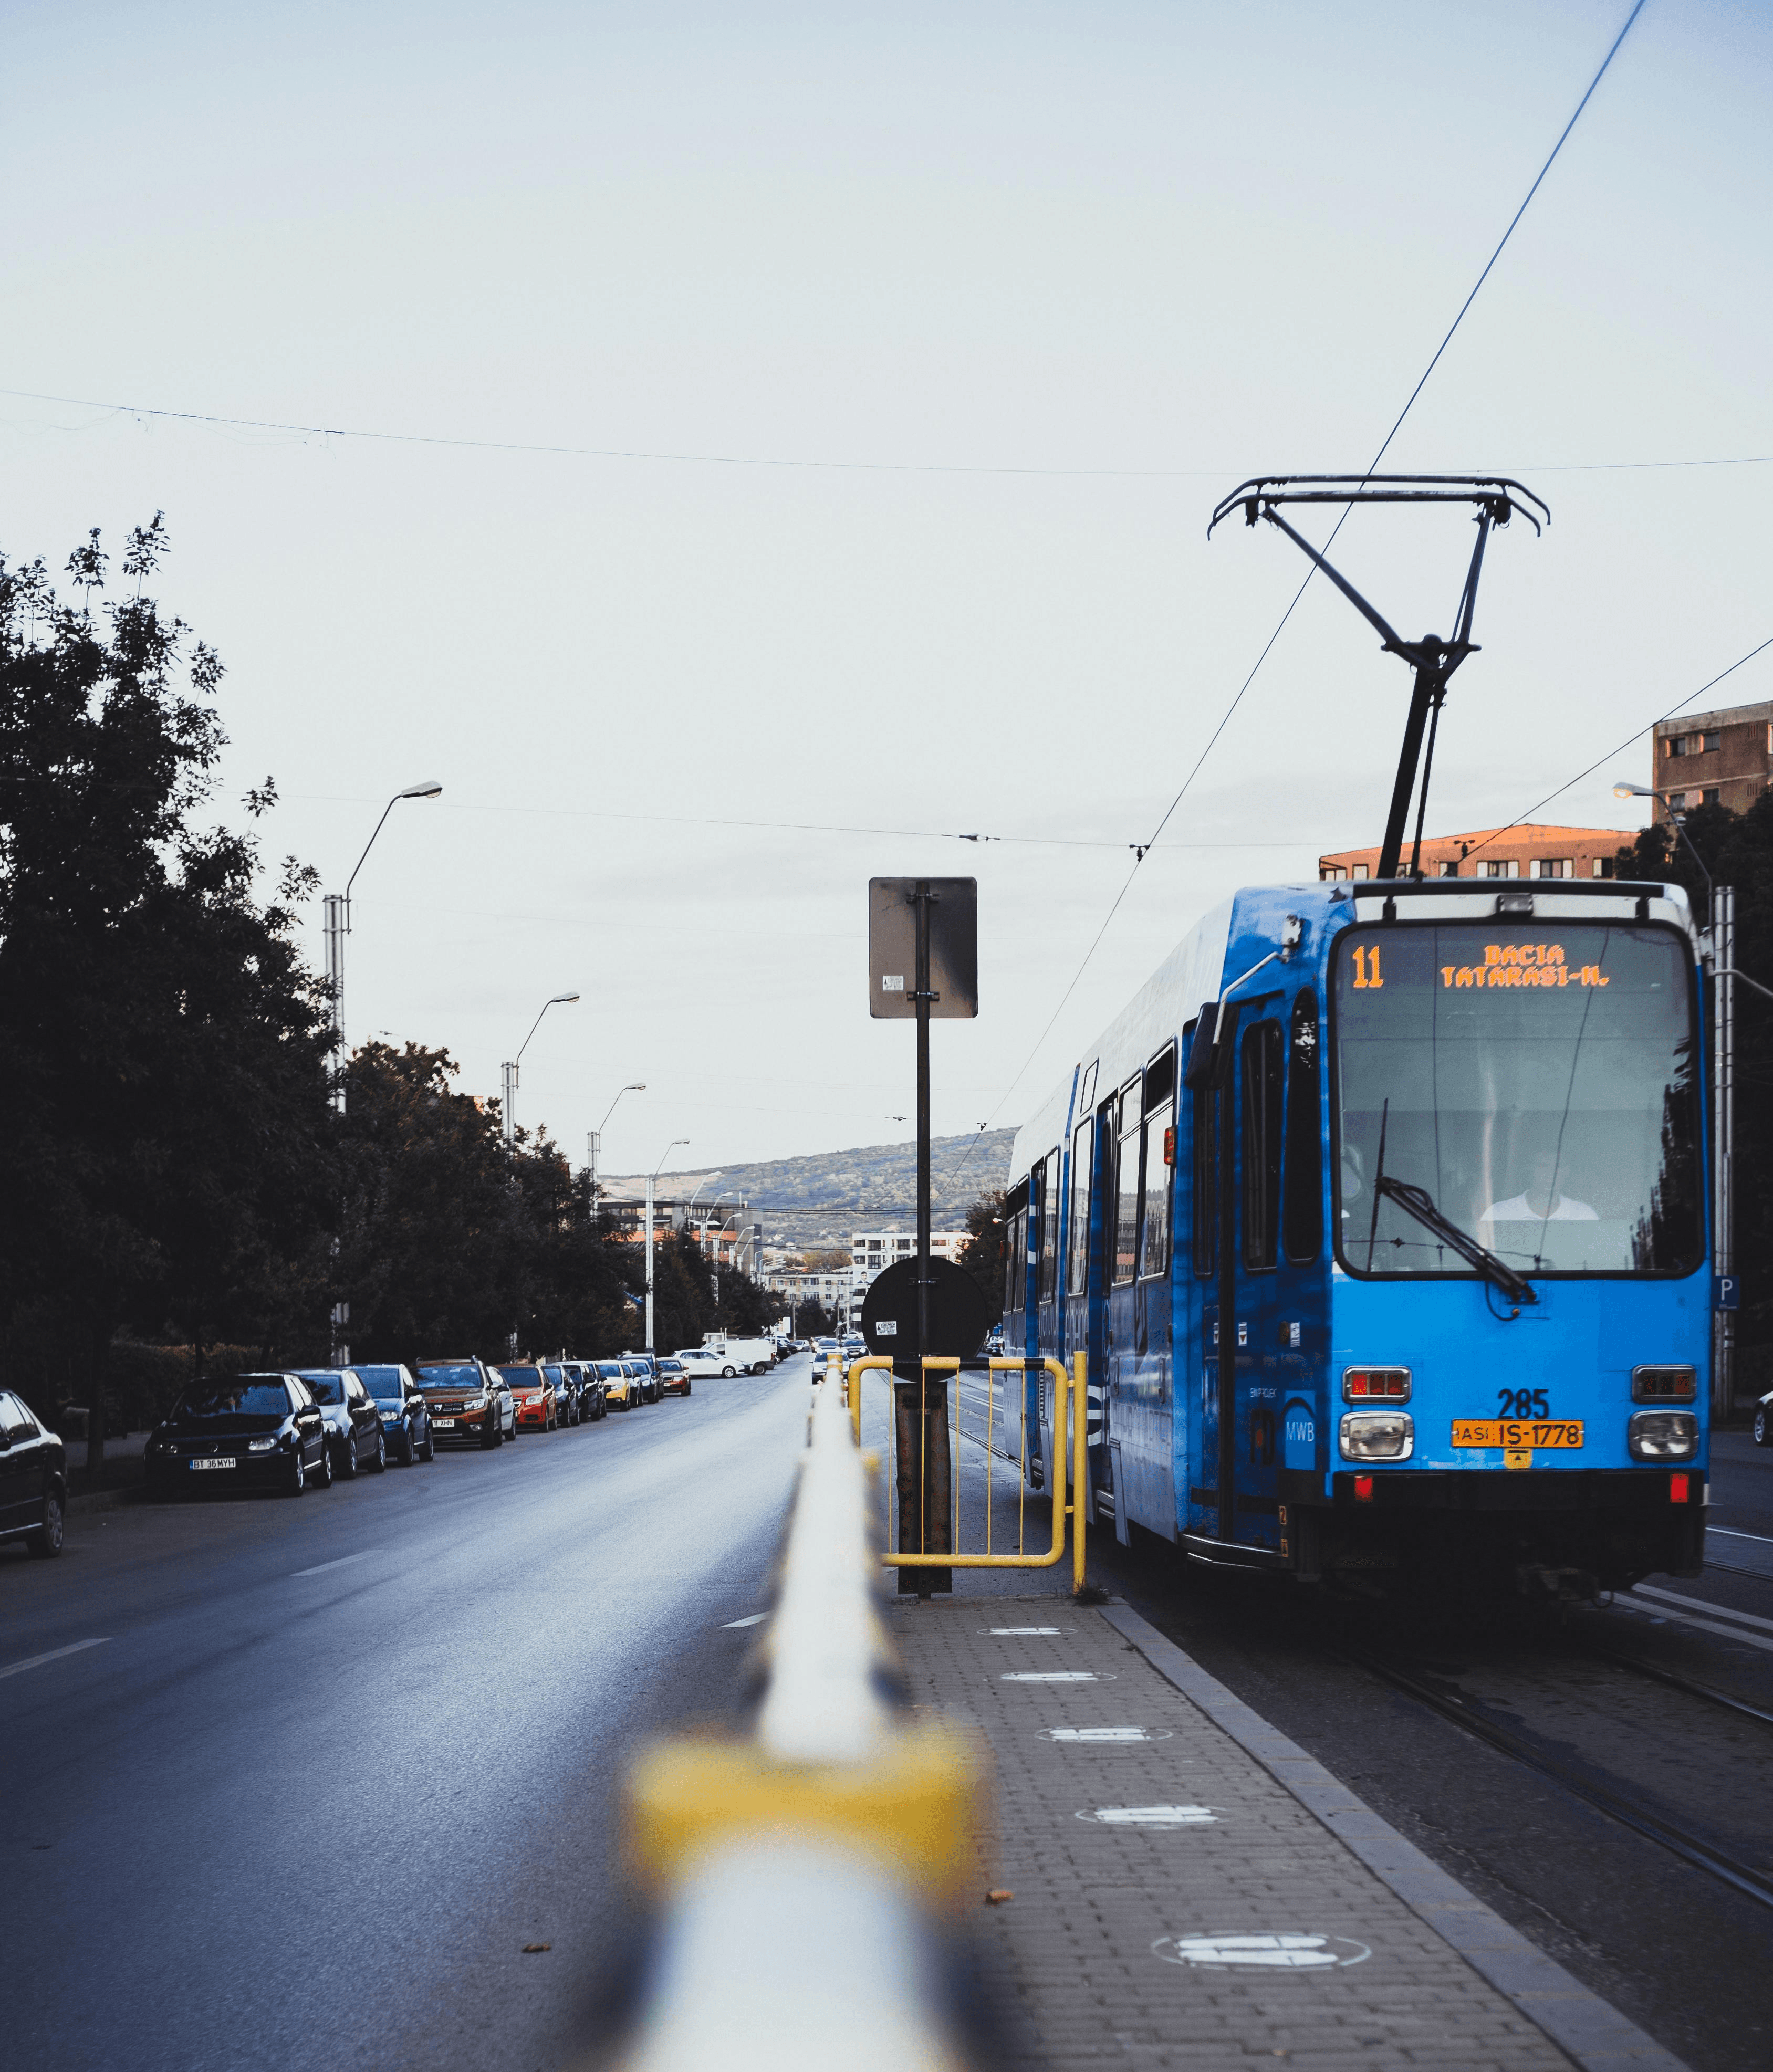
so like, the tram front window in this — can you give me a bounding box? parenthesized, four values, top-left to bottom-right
(1333, 922, 1702, 1277)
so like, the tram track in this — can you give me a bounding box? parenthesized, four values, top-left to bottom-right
(1592, 1644, 1773, 1726)
(1342, 1643, 1773, 1914)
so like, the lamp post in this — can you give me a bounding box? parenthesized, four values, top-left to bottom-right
(503, 993, 580, 1148)
(646, 1139, 690, 1352)
(325, 780, 443, 1112)
(588, 1083, 645, 1218)
(326, 779, 442, 1364)
(1615, 779, 1731, 1420)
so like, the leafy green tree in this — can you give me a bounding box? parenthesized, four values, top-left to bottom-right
(1616, 800, 1773, 1391)
(957, 1189, 1007, 1324)
(0, 521, 335, 1467)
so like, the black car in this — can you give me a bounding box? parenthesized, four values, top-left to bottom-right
(544, 1363, 583, 1426)
(356, 1364, 434, 1464)
(295, 1370, 388, 1478)
(0, 1389, 66, 1557)
(146, 1375, 331, 1497)
(626, 1352, 663, 1404)
(560, 1359, 607, 1421)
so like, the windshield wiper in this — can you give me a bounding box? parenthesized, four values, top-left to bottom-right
(1375, 1175, 1538, 1305)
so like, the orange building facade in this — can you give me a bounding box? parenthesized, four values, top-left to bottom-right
(1317, 822, 1626, 883)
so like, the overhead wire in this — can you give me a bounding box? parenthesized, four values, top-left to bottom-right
(2, 378, 1766, 480)
(1461, 633, 1773, 865)
(952, 0, 1650, 1167)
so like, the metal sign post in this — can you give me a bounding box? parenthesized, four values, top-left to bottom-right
(869, 877, 978, 1595)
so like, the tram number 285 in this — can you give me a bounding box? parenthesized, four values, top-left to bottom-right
(1498, 1388, 1549, 1419)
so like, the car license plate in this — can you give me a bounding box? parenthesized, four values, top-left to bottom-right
(433, 1417, 455, 1427)
(1452, 1420, 1584, 1450)
(190, 1457, 236, 1470)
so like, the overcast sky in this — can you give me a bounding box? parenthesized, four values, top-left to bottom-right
(4, 0, 1768, 1185)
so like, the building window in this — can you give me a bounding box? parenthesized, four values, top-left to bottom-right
(1703, 732, 1720, 754)
(1666, 735, 1686, 757)
(1350, 863, 1370, 880)
(1319, 865, 1346, 882)
(1483, 859, 1520, 880)
(1703, 788, 1720, 806)
(1667, 791, 1689, 810)
(1592, 856, 1615, 878)
(1438, 860, 1459, 877)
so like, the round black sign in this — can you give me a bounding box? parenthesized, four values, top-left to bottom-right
(860, 1256, 988, 1361)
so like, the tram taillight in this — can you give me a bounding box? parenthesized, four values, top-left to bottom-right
(1343, 1367, 1411, 1401)
(1631, 1365, 1697, 1403)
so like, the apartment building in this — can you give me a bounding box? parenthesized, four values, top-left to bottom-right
(1650, 699, 1773, 819)
(1319, 822, 1624, 884)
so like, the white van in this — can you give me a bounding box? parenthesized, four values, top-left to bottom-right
(701, 1333, 775, 1375)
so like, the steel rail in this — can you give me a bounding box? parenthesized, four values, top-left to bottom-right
(1344, 1648, 1773, 1913)
(1589, 1647, 1773, 1729)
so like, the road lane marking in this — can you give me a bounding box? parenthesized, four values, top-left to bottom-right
(1618, 1594, 1773, 1656)
(1001, 1671, 1110, 1681)
(1710, 1526, 1773, 1545)
(1079, 1805, 1218, 1826)
(721, 1614, 768, 1628)
(293, 1551, 375, 1578)
(1, 1638, 110, 1681)
(1630, 1582, 1773, 1633)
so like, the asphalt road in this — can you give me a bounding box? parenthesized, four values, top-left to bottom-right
(4, 1359, 814, 2072)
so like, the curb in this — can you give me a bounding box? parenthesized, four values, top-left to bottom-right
(1100, 1599, 1688, 2072)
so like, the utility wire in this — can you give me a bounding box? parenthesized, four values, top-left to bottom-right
(1462, 633, 1773, 864)
(958, 0, 1649, 1160)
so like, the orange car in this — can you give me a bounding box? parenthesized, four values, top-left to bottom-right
(496, 1362, 558, 1432)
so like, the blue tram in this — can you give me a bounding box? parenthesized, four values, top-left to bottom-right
(1004, 875, 1709, 1594)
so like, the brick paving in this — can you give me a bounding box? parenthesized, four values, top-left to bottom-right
(886, 1595, 1682, 2072)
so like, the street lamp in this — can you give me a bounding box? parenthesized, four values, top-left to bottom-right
(589, 1083, 645, 1213)
(325, 779, 443, 1110)
(503, 992, 580, 1148)
(646, 1138, 690, 1353)
(1613, 781, 1713, 919)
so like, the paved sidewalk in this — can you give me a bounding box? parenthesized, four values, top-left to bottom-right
(886, 1595, 1684, 2072)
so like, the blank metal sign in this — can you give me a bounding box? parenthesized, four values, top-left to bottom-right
(868, 878, 978, 1019)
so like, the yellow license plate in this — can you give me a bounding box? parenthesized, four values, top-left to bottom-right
(1452, 1419, 1584, 1450)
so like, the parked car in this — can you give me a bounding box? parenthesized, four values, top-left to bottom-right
(0, 1389, 66, 1555)
(1755, 1387, 1773, 1446)
(415, 1358, 515, 1448)
(560, 1359, 606, 1420)
(497, 1363, 557, 1433)
(674, 1346, 735, 1380)
(657, 1357, 692, 1397)
(295, 1369, 388, 1478)
(545, 1363, 583, 1425)
(703, 1335, 775, 1375)
(597, 1359, 642, 1410)
(624, 1357, 662, 1405)
(356, 1364, 433, 1464)
(146, 1375, 330, 1498)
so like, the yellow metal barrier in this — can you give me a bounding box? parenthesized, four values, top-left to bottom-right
(846, 1352, 1088, 1592)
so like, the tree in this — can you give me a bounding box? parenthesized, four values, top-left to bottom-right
(1616, 800, 1773, 1391)
(0, 521, 336, 1466)
(957, 1189, 1007, 1324)
(802, 1246, 852, 1271)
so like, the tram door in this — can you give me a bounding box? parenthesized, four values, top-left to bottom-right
(1084, 1091, 1116, 1508)
(1223, 1002, 1287, 1548)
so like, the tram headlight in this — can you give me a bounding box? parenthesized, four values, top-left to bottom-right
(1628, 1410, 1698, 1461)
(1340, 1411, 1414, 1461)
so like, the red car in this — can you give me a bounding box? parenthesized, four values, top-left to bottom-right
(497, 1363, 558, 1432)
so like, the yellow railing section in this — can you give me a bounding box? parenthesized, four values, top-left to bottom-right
(846, 1352, 1087, 1593)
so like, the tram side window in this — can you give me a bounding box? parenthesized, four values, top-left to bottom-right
(1241, 1021, 1284, 1270)
(1066, 1119, 1093, 1294)
(1038, 1147, 1061, 1302)
(1282, 990, 1324, 1264)
(1004, 1179, 1029, 1317)
(1193, 1083, 1219, 1279)
(1139, 1044, 1177, 1280)
(1113, 1079, 1142, 1285)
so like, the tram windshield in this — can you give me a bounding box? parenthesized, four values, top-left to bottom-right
(1333, 921, 1702, 1277)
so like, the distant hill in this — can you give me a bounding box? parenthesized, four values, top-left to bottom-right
(603, 1129, 1016, 1246)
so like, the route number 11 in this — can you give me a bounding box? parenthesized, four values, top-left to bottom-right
(1351, 945, 1384, 990)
